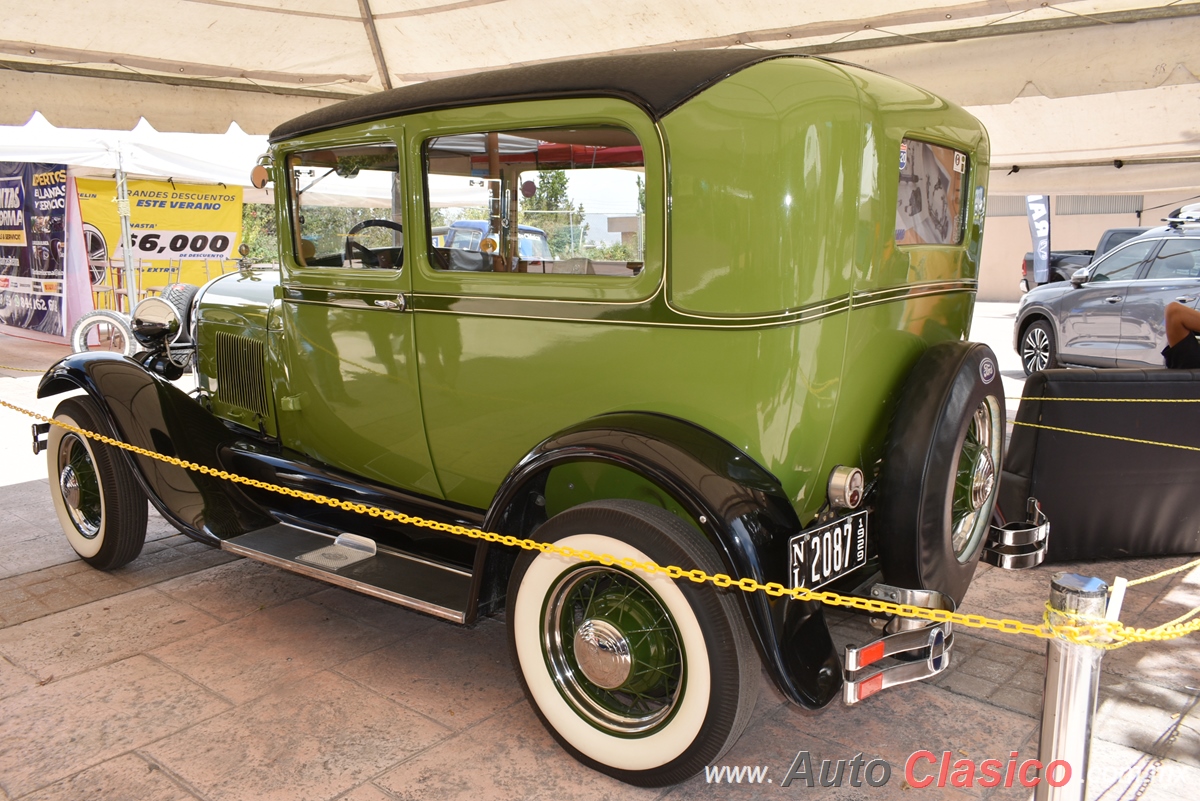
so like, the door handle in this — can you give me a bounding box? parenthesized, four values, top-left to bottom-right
(1176, 296, 1197, 303)
(1105, 296, 1122, 304)
(373, 294, 407, 312)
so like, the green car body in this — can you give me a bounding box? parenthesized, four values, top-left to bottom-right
(40, 50, 1003, 787)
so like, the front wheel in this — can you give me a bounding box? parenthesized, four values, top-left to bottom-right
(1020, 319, 1059, 375)
(47, 397, 147, 569)
(507, 500, 759, 787)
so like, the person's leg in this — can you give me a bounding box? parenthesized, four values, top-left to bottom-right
(1165, 302, 1200, 346)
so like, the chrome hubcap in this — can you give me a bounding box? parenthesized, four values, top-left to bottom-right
(573, 619, 632, 690)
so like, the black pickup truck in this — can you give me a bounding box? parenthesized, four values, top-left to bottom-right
(1021, 227, 1148, 289)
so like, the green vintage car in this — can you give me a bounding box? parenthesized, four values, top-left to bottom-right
(36, 51, 1035, 786)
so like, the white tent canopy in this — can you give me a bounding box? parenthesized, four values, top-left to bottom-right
(0, 1, 1197, 194)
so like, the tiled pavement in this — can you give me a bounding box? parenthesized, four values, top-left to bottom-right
(2, 324, 1199, 800)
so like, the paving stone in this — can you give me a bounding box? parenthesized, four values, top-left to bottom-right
(145, 670, 450, 801)
(336, 616, 524, 730)
(152, 597, 398, 703)
(988, 688, 1043, 718)
(1092, 679, 1200, 769)
(19, 753, 200, 801)
(339, 783, 400, 801)
(935, 669, 997, 704)
(956, 653, 1021, 684)
(0, 654, 37, 701)
(372, 702, 657, 801)
(157, 558, 324, 622)
(1086, 737, 1200, 801)
(0, 586, 220, 681)
(0, 655, 229, 798)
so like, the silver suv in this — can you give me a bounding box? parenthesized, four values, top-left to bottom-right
(1015, 205, 1200, 374)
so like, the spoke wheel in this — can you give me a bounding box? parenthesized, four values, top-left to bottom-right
(544, 565, 683, 734)
(57, 433, 103, 539)
(950, 397, 1002, 562)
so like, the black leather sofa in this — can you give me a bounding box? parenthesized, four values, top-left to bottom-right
(999, 367, 1200, 561)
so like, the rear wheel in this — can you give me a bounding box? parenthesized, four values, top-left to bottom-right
(47, 397, 147, 569)
(1020, 319, 1058, 375)
(507, 500, 758, 787)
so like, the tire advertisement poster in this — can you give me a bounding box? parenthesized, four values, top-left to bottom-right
(0, 162, 68, 336)
(75, 178, 243, 295)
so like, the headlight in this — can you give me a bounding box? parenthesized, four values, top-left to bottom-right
(130, 296, 182, 348)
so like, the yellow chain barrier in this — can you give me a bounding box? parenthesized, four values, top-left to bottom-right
(0, 365, 50, 373)
(2, 395, 1198, 650)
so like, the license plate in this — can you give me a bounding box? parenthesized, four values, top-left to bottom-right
(789, 511, 869, 590)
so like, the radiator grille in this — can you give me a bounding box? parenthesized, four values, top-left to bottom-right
(215, 332, 268, 417)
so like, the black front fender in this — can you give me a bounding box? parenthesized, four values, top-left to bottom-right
(39, 353, 272, 543)
(485, 411, 842, 710)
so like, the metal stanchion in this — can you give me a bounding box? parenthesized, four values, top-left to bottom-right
(1036, 573, 1110, 801)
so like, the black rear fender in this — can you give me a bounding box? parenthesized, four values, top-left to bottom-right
(485, 411, 841, 710)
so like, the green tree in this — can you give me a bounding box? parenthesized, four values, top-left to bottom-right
(520, 169, 587, 257)
(241, 203, 277, 261)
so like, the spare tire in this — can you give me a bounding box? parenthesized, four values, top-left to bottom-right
(874, 341, 1005, 605)
(70, 310, 137, 357)
(159, 283, 200, 341)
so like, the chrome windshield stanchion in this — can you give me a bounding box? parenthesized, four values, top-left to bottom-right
(842, 585, 956, 705)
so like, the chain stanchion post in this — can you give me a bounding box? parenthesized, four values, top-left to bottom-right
(1036, 573, 1110, 801)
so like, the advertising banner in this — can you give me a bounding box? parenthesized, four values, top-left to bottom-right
(75, 178, 242, 293)
(1025, 195, 1051, 285)
(0, 162, 68, 335)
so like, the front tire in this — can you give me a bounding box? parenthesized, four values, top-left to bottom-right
(47, 397, 147, 569)
(875, 342, 1005, 605)
(1020, 319, 1059, 376)
(507, 500, 758, 787)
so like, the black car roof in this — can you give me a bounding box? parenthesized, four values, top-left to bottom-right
(269, 50, 801, 143)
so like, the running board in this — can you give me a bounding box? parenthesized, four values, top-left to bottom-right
(842, 584, 955, 705)
(223, 524, 474, 623)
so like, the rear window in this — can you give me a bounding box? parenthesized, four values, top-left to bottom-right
(896, 139, 967, 246)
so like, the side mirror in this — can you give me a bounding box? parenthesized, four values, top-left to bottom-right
(1070, 267, 1089, 288)
(250, 164, 270, 189)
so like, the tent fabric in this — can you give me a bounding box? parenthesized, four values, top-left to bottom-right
(0, 1, 1197, 194)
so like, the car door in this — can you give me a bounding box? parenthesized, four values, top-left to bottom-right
(274, 134, 442, 498)
(1117, 237, 1200, 366)
(1057, 239, 1157, 366)
(403, 99, 666, 510)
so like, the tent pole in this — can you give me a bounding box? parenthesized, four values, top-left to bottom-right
(115, 160, 136, 313)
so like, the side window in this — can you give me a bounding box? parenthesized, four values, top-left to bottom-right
(1091, 241, 1156, 282)
(1144, 240, 1200, 280)
(424, 126, 645, 276)
(288, 143, 402, 269)
(895, 139, 967, 246)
